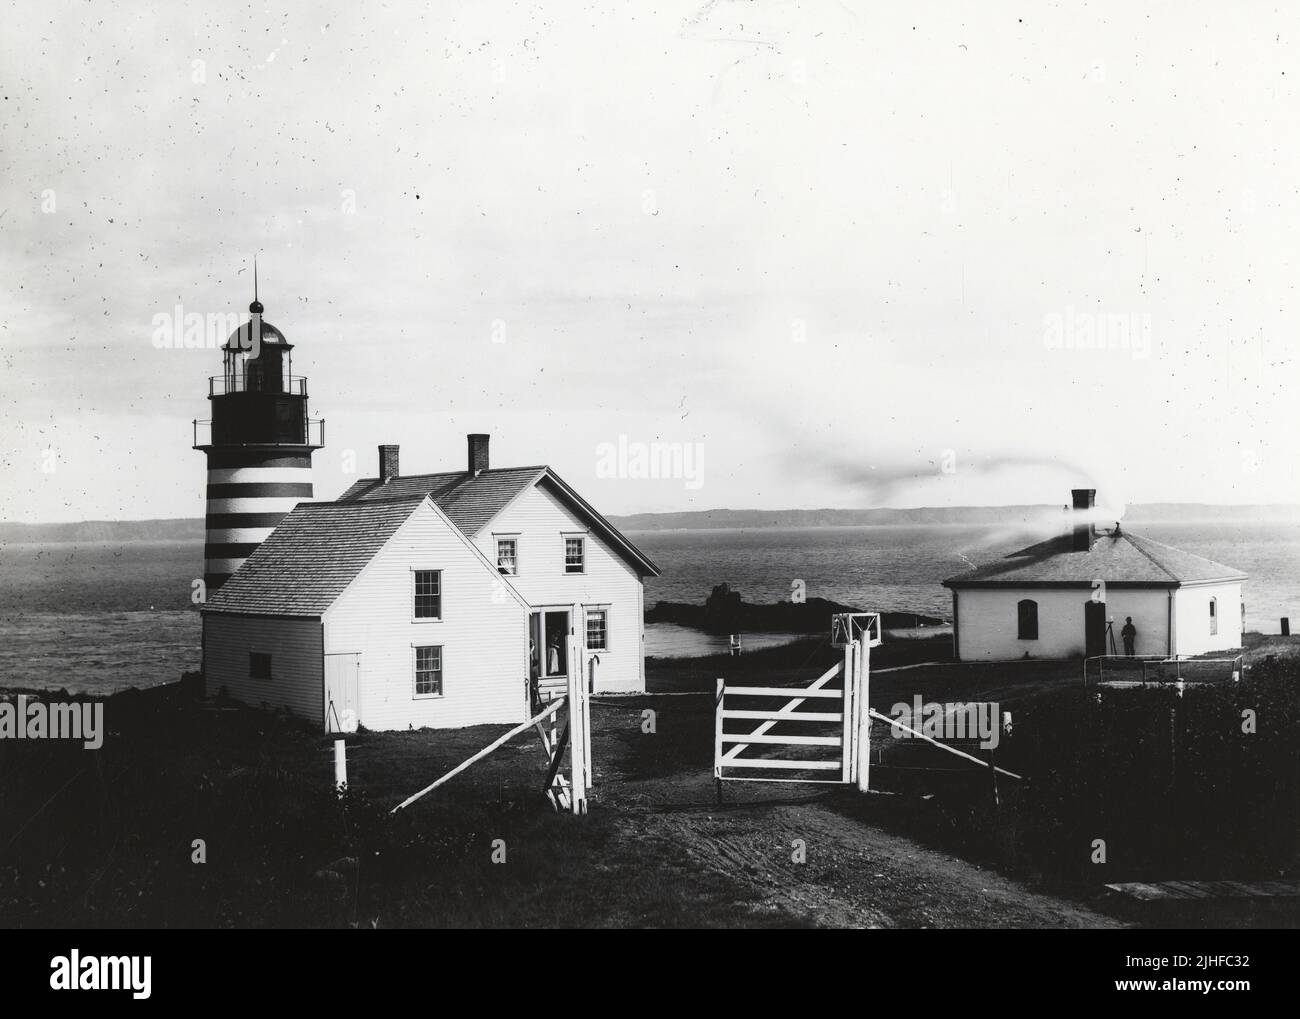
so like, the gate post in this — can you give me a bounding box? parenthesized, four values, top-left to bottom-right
(714, 678, 724, 779)
(566, 633, 589, 815)
(855, 637, 871, 793)
(714, 677, 725, 803)
(841, 641, 855, 784)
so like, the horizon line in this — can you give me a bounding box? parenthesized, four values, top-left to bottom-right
(5, 499, 1300, 529)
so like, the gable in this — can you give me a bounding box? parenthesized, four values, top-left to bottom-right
(203, 497, 424, 616)
(328, 497, 530, 621)
(203, 495, 532, 619)
(337, 465, 660, 577)
(531, 473, 659, 577)
(475, 481, 635, 581)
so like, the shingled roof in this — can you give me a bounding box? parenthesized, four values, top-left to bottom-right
(204, 497, 425, 616)
(337, 467, 546, 535)
(206, 462, 660, 618)
(943, 529, 1247, 588)
(338, 465, 660, 576)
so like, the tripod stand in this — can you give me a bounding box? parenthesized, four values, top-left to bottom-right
(1104, 619, 1118, 656)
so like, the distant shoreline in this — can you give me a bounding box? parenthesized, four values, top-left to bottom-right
(613, 504, 1300, 531)
(4, 502, 1300, 543)
(646, 595, 946, 635)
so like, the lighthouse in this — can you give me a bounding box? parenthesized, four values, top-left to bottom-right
(193, 278, 324, 592)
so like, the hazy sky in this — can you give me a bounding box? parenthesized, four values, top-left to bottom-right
(3, 1, 1298, 522)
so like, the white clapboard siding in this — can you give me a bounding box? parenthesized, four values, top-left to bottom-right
(636, 579, 646, 691)
(1174, 581, 1243, 656)
(324, 500, 529, 731)
(474, 481, 646, 693)
(204, 613, 323, 720)
(955, 586, 1174, 660)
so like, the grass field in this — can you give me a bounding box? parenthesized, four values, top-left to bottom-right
(1, 635, 1297, 928)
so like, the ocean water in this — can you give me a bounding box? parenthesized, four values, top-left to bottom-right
(636, 522, 1300, 627)
(0, 522, 1295, 692)
(0, 541, 201, 696)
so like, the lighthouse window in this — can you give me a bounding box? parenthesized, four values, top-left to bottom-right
(249, 652, 272, 681)
(413, 645, 443, 697)
(496, 538, 518, 575)
(414, 570, 442, 620)
(1209, 597, 1218, 635)
(564, 537, 585, 574)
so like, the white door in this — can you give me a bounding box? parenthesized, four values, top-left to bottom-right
(324, 652, 361, 733)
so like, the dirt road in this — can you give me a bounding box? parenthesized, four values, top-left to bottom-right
(594, 699, 1119, 928)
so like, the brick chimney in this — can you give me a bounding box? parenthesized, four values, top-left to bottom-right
(468, 434, 490, 474)
(379, 444, 400, 481)
(1071, 488, 1096, 552)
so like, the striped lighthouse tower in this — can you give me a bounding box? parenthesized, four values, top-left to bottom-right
(193, 274, 324, 592)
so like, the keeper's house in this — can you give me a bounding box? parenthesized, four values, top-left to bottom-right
(943, 489, 1246, 661)
(201, 437, 660, 731)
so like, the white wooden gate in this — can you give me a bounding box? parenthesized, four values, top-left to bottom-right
(715, 614, 878, 792)
(715, 613, 1027, 793)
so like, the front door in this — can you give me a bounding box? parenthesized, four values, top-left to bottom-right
(324, 652, 361, 733)
(1084, 600, 1107, 658)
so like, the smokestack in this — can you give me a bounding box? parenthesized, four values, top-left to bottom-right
(1071, 488, 1096, 552)
(379, 444, 400, 481)
(468, 434, 490, 475)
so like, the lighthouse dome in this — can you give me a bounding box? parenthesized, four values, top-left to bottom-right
(223, 317, 291, 352)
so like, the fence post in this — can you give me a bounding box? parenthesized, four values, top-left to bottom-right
(842, 642, 855, 785)
(566, 634, 588, 815)
(333, 738, 347, 793)
(714, 677, 725, 803)
(856, 638, 871, 793)
(583, 649, 594, 786)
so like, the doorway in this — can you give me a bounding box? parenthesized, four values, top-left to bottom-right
(1084, 600, 1107, 658)
(324, 652, 361, 733)
(530, 609, 571, 680)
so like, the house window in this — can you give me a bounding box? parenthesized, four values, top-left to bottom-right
(250, 652, 272, 680)
(564, 537, 585, 574)
(1017, 599, 1039, 640)
(414, 570, 442, 620)
(1209, 597, 1218, 635)
(585, 607, 608, 651)
(414, 645, 443, 697)
(496, 538, 518, 575)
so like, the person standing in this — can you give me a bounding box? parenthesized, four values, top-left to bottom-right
(547, 631, 562, 675)
(1121, 616, 1137, 657)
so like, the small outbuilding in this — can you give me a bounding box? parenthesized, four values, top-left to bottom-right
(943, 489, 1246, 661)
